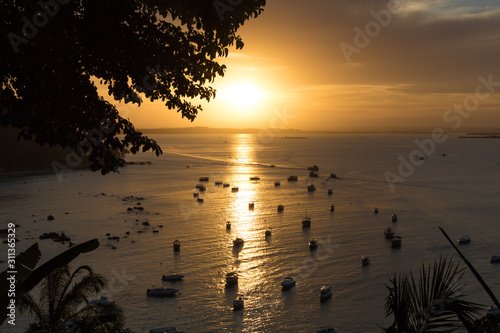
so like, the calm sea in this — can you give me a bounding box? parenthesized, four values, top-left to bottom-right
(1, 133, 500, 332)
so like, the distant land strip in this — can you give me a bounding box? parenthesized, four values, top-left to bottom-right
(138, 127, 500, 135)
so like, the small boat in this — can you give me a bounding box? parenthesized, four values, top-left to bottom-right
(308, 165, 319, 171)
(391, 236, 402, 248)
(309, 171, 319, 177)
(329, 205, 335, 212)
(384, 227, 394, 238)
(277, 205, 284, 212)
(317, 329, 337, 333)
(327, 189, 333, 195)
(197, 198, 204, 203)
(233, 237, 244, 246)
(226, 221, 231, 230)
(329, 173, 337, 179)
(214, 181, 223, 185)
(231, 187, 239, 192)
(265, 228, 272, 237)
(490, 254, 500, 263)
(225, 271, 238, 285)
(319, 285, 332, 300)
(193, 192, 199, 197)
(249, 176, 260, 181)
(89, 296, 113, 305)
(198, 186, 206, 191)
(248, 202, 254, 209)
(307, 184, 316, 192)
(361, 256, 371, 266)
(195, 184, 204, 189)
(373, 208, 379, 214)
(223, 183, 230, 187)
(233, 295, 244, 310)
(458, 235, 471, 244)
(309, 238, 318, 249)
(392, 214, 398, 222)
(275, 181, 281, 186)
(173, 239, 181, 252)
(281, 276, 296, 289)
(287, 176, 298, 181)
(199, 176, 209, 182)
(487, 305, 500, 315)
(302, 216, 311, 228)
(146, 287, 178, 297)
(162, 272, 184, 281)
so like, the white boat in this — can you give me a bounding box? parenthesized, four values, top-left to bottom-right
(391, 236, 402, 248)
(309, 238, 318, 249)
(277, 205, 284, 212)
(307, 184, 316, 191)
(302, 216, 311, 228)
(384, 227, 394, 238)
(361, 256, 371, 266)
(265, 228, 272, 237)
(231, 186, 239, 192)
(458, 235, 471, 244)
(233, 295, 244, 310)
(320, 285, 332, 300)
(162, 272, 184, 281)
(490, 254, 500, 263)
(225, 271, 238, 285)
(275, 181, 281, 186)
(173, 239, 181, 252)
(392, 214, 398, 222)
(146, 287, 178, 297)
(281, 276, 296, 289)
(233, 237, 244, 246)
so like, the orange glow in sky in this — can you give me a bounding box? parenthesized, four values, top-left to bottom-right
(105, 0, 500, 131)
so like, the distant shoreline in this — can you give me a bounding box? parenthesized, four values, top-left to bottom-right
(138, 127, 498, 135)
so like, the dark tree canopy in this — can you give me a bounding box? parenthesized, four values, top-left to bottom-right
(0, 0, 266, 174)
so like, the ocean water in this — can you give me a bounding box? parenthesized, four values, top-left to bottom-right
(1, 133, 500, 332)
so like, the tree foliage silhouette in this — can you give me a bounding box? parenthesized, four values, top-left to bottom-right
(0, 0, 266, 174)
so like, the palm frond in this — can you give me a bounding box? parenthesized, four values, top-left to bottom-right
(19, 292, 47, 324)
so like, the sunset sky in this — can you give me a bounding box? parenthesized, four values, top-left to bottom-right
(114, 0, 500, 131)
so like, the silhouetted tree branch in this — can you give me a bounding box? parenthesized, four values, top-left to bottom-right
(0, 0, 266, 174)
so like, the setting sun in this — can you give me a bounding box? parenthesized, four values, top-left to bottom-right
(218, 82, 268, 110)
